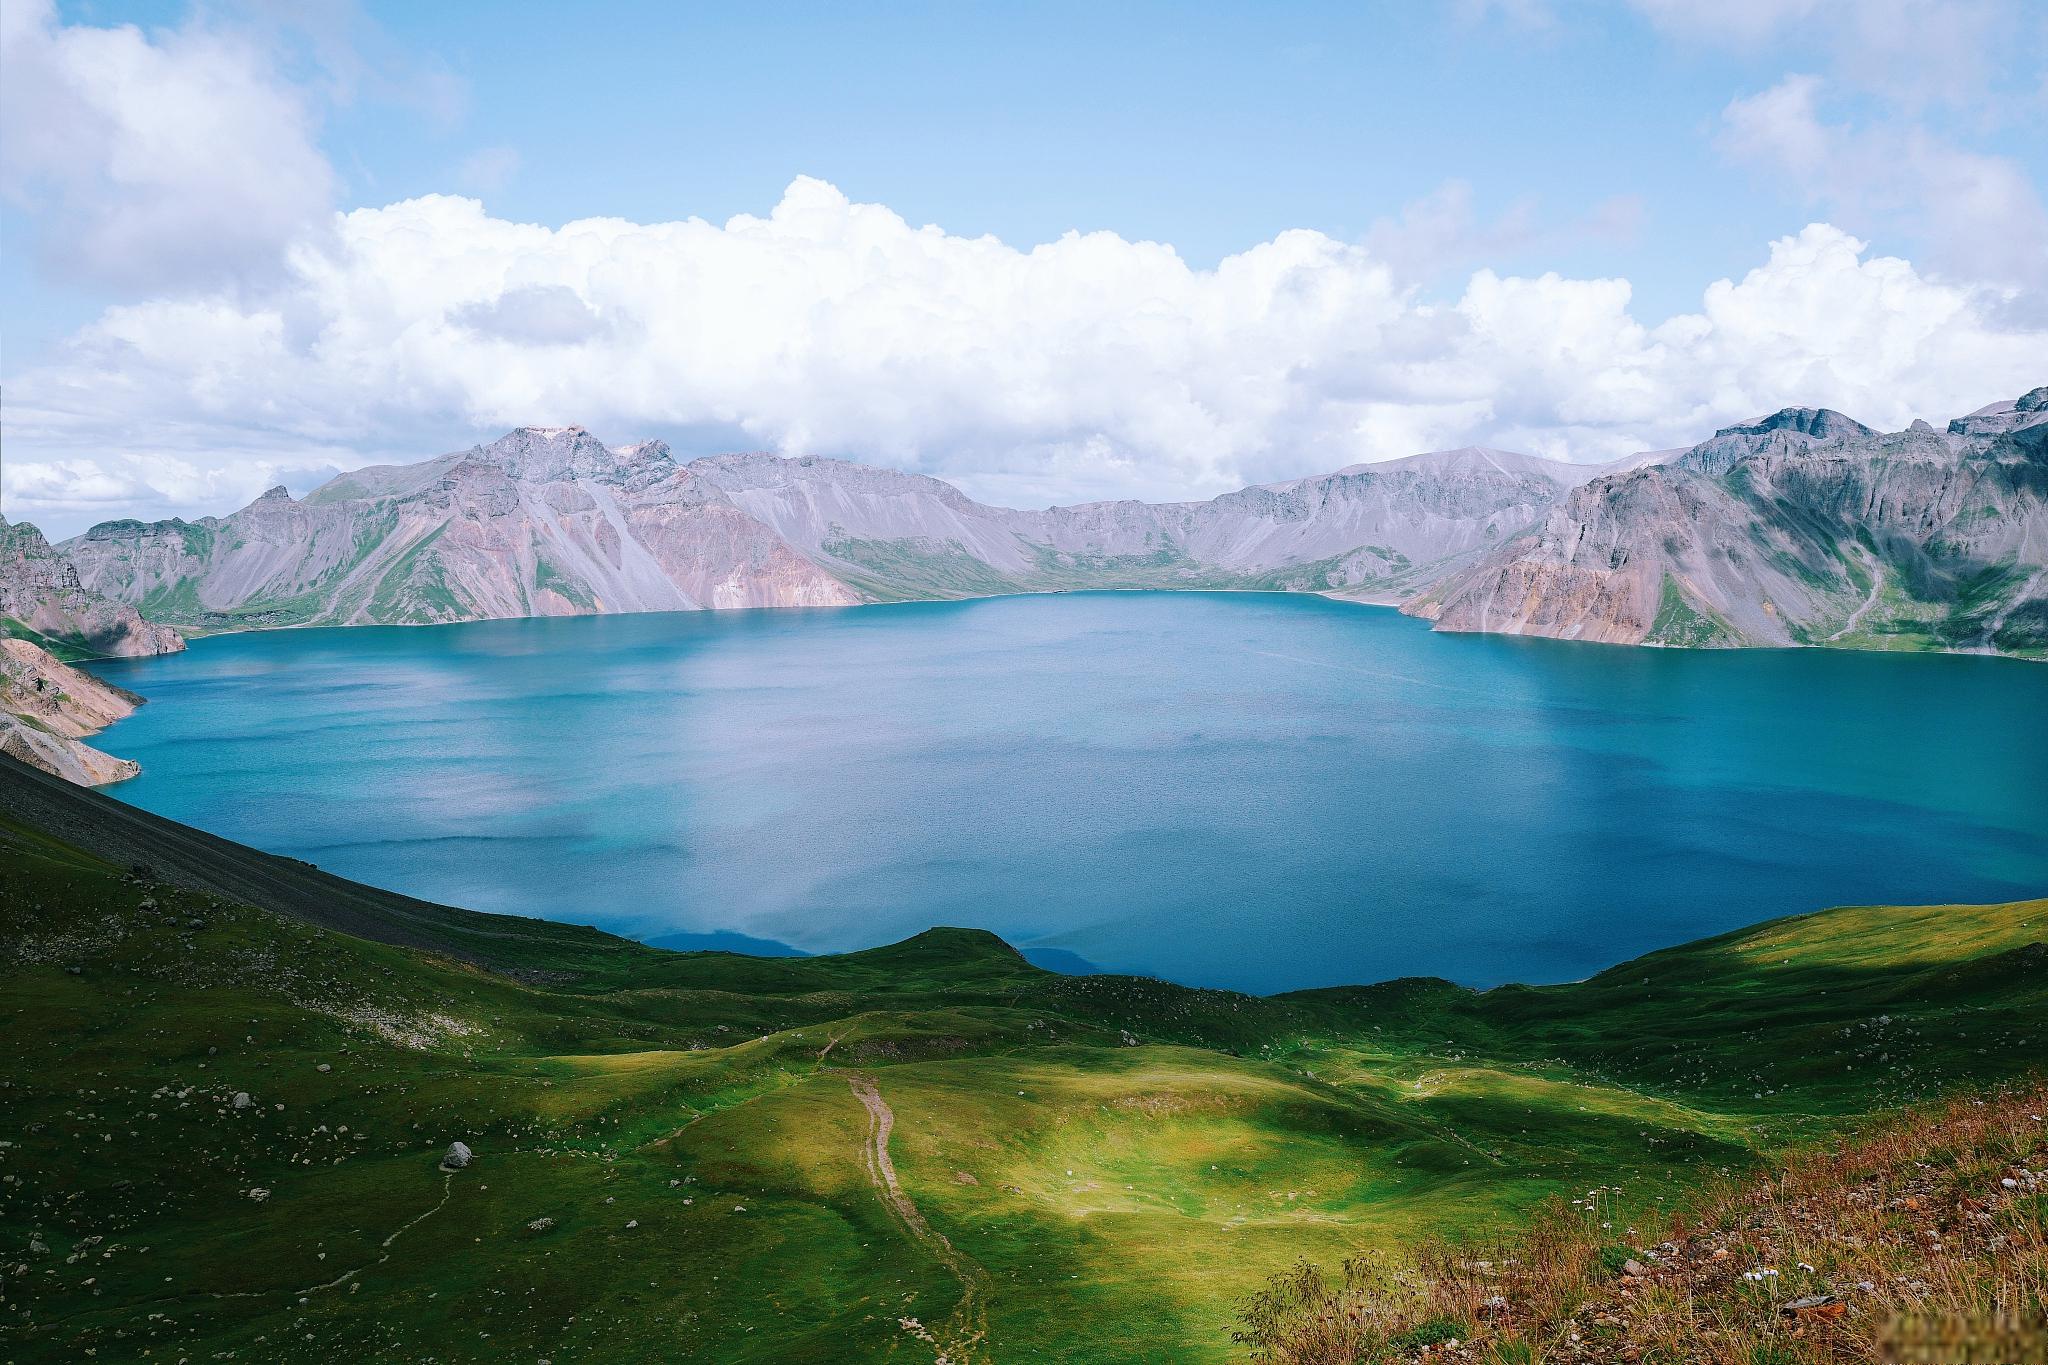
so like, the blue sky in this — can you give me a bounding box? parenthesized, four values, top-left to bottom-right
(4, 0, 2045, 534)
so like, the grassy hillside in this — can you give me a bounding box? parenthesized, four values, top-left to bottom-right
(1240, 1081, 2048, 1363)
(0, 756, 2040, 1363)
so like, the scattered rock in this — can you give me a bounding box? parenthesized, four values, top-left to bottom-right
(1622, 1259, 1648, 1277)
(441, 1141, 472, 1171)
(231, 1092, 253, 1110)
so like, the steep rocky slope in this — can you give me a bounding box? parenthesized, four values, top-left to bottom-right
(52, 392, 2046, 656)
(695, 444, 1605, 601)
(63, 432, 1607, 629)
(0, 517, 184, 658)
(61, 428, 860, 631)
(0, 638, 143, 785)
(1408, 388, 2048, 655)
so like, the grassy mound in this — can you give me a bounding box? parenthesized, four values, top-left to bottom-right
(0, 755, 2040, 1362)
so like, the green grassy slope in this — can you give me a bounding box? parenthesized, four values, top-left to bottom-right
(0, 759, 2040, 1362)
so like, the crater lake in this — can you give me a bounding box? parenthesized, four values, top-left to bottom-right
(90, 592, 2048, 994)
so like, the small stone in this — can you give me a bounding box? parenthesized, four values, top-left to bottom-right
(1622, 1259, 1648, 1277)
(316, 1063, 331, 1074)
(441, 1141, 473, 1171)
(232, 1092, 253, 1110)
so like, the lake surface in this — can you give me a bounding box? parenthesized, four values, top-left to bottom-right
(91, 593, 2048, 994)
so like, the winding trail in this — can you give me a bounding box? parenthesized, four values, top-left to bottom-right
(1824, 547, 1886, 643)
(848, 1074, 993, 1364)
(204, 1172, 457, 1302)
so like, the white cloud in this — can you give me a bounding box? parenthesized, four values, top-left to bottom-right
(0, 0, 336, 292)
(1363, 181, 1645, 288)
(1628, 0, 2025, 103)
(1721, 75, 2048, 301)
(4, 178, 2042, 536)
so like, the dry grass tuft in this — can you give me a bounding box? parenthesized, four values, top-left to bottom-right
(1237, 1082, 2048, 1363)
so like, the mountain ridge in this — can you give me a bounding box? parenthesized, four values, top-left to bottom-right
(26, 385, 2048, 657)
(1410, 389, 2048, 655)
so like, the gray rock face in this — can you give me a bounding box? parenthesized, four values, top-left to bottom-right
(61, 428, 861, 633)
(1410, 389, 2048, 657)
(48, 392, 2044, 658)
(695, 444, 1617, 603)
(0, 518, 184, 659)
(0, 638, 144, 786)
(63, 432, 1611, 624)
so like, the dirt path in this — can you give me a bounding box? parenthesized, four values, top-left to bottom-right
(848, 1074, 993, 1364)
(200, 1172, 456, 1302)
(1824, 547, 1886, 643)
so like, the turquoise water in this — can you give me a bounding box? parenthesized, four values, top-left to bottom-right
(90, 593, 2048, 994)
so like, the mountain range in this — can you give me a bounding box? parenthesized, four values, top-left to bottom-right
(16, 385, 2048, 661)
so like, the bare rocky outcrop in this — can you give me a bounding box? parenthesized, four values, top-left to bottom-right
(0, 638, 144, 785)
(63, 430, 1611, 627)
(49, 392, 2046, 657)
(694, 444, 1614, 601)
(1409, 389, 2048, 656)
(1, 517, 184, 658)
(61, 428, 861, 632)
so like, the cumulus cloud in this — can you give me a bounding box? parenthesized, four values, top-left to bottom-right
(0, 0, 336, 292)
(4, 177, 2043, 536)
(452, 284, 608, 346)
(1363, 181, 1645, 286)
(1721, 75, 2048, 301)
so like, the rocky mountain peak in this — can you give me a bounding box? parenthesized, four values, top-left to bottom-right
(473, 426, 637, 482)
(614, 440, 674, 464)
(1949, 386, 2048, 437)
(0, 518, 184, 658)
(1715, 407, 1874, 443)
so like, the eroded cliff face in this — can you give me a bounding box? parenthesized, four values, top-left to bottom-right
(0, 518, 185, 659)
(49, 393, 2046, 656)
(0, 638, 143, 785)
(693, 445, 1601, 601)
(1410, 389, 2048, 656)
(64, 433, 1606, 629)
(62, 428, 862, 632)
